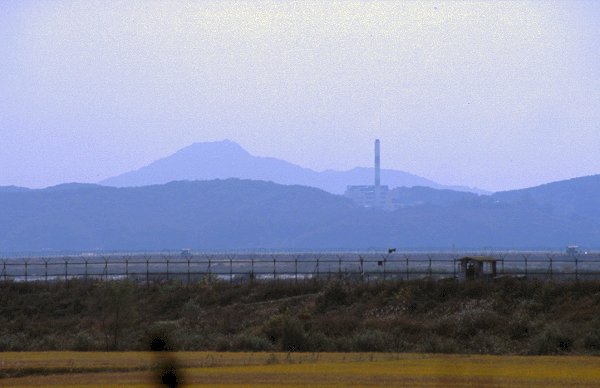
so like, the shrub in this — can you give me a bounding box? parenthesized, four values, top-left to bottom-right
(313, 312, 360, 337)
(179, 333, 208, 350)
(214, 336, 231, 351)
(351, 330, 392, 352)
(332, 336, 353, 352)
(417, 334, 461, 354)
(73, 331, 97, 351)
(262, 314, 285, 344)
(506, 311, 533, 340)
(389, 330, 410, 352)
(456, 308, 502, 339)
(532, 283, 557, 313)
(530, 323, 576, 355)
(304, 331, 332, 352)
(142, 321, 180, 351)
(280, 318, 306, 351)
(94, 281, 138, 350)
(181, 299, 203, 323)
(32, 334, 64, 350)
(231, 334, 272, 351)
(582, 330, 600, 352)
(315, 281, 351, 311)
(0, 333, 28, 351)
(467, 331, 507, 354)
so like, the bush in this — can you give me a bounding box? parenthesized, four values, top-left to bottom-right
(32, 334, 64, 350)
(456, 308, 501, 339)
(315, 281, 351, 311)
(181, 299, 203, 323)
(73, 331, 97, 351)
(417, 334, 461, 354)
(313, 312, 360, 337)
(530, 323, 576, 354)
(506, 311, 533, 340)
(305, 331, 332, 352)
(351, 330, 392, 352)
(231, 334, 272, 351)
(262, 314, 285, 344)
(281, 318, 306, 351)
(467, 331, 507, 354)
(179, 333, 208, 350)
(142, 321, 180, 351)
(214, 336, 231, 351)
(0, 333, 28, 351)
(332, 336, 353, 352)
(582, 330, 600, 352)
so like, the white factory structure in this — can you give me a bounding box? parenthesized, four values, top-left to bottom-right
(345, 139, 394, 210)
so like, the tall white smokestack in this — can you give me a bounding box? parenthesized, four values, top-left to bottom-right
(374, 139, 380, 187)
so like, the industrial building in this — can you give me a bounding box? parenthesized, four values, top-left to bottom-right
(345, 139, 394, 210)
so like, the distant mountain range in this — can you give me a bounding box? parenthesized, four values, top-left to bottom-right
(100, 140, 488, 194)
(493, 174, 600, 220)
(1, 175, 599, 252)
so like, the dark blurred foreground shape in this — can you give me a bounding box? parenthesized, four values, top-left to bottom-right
(151, 336, 182, 388)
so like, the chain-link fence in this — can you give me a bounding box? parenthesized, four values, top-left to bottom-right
(1, 252, 599, 284)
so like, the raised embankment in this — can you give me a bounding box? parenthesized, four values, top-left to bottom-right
(2, 278, 600, 354)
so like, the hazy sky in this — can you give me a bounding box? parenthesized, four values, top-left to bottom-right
(2, 1, 600, 192)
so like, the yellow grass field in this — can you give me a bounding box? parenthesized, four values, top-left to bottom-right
(2, 352, 600, 387)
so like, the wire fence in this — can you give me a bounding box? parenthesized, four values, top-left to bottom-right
(1, 252, 600, 284)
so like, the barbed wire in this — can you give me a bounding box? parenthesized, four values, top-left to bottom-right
(1, 252, 599, 283)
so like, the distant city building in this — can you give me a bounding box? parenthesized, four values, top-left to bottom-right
(345, 139, 395, 210)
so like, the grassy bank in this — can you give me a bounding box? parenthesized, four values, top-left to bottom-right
(1, 278, 600, 354)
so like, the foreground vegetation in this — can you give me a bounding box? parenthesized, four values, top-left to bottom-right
(3, 352, 600, 387)
(1, 278, 600, 354)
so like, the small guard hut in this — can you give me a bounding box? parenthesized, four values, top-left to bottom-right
(456, 256, 497, 280)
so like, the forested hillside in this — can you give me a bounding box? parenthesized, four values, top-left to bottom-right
(2, 176, 600, 251)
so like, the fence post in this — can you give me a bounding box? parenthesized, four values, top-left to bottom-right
(548, 255, 553, 282)
(524, 255, 528, 278)
(64, 259, 69, 282)
(251, 258, 255, 283)
(44, 260, 48, 283)
(358, 255, 365, 282)
(383, 255, 387, 282)
(2, 260, 6, 282)
(316, 257, 320, 279)
(208, 258, 212, 282)
(24, 260, 28, 282)
(575, 257, 579, 281)
(166, 258, 170, 281)
(103, 259, 108, 282)
(125, 258, 129, 280)
(295, 258, 298, 284)
(188, 258, 192, 285)
(338, 256, 342, 280)
(453, 256, 457, 278)
(146, 258, 150, 287)
(405, 255, 409, 281)
(229, 258, 233, 284)
(84, 259, 88, 282)
(428, 255, 432, 278)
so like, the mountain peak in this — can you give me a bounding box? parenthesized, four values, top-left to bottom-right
(100, 140, 484, 194)
(178, 139, 250, 156)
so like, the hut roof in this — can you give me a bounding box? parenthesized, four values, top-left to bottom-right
(456, 256, 498, 263)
